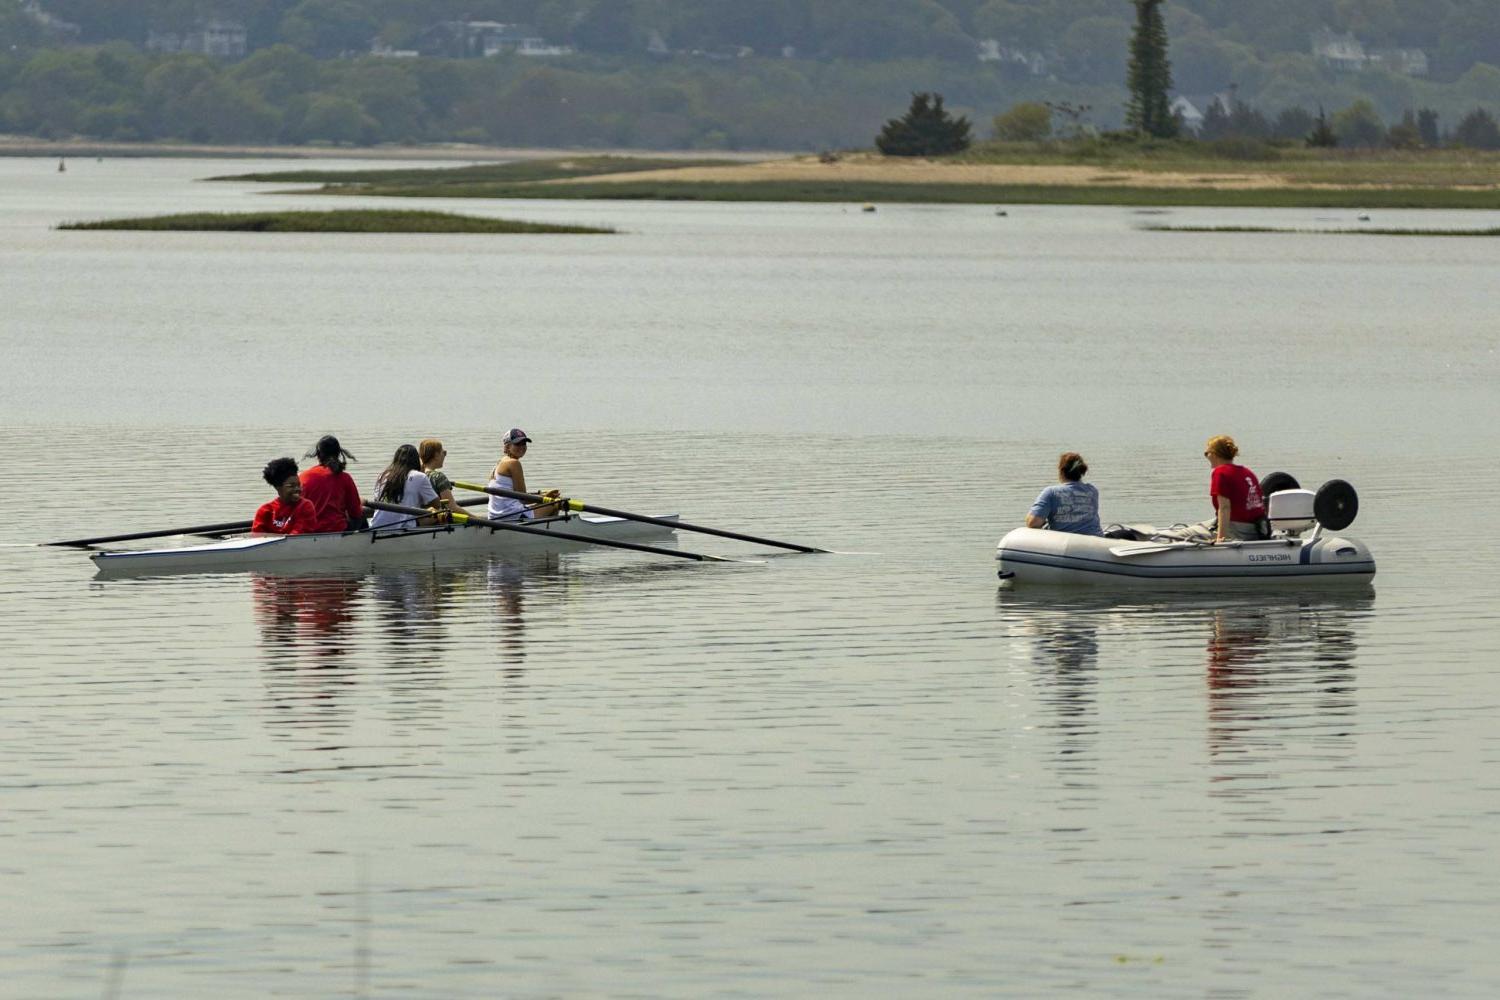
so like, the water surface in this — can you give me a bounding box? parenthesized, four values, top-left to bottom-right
(1, 157, 1498, 997)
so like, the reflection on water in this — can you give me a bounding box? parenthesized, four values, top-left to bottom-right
(250, 554, 572, 729)
(998, 589, 1373, 785)
(1204, 594, 1366, 786)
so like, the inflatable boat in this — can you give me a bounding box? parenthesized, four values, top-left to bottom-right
(996, 477, 1375, 589)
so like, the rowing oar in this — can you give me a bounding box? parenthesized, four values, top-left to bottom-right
(364, 500, 737, 563)
(46, 520, 254, 549)
(452, 480, 829, 555)
(45, 496, 492, 550)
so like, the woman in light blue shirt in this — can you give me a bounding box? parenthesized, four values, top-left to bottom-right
(1026, 452, 1102, 536)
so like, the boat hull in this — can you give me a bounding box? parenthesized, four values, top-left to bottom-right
(996, 527, 1375, 588)
(92, 513, 679, 577)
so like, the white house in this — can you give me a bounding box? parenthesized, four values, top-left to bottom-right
(1170, 96, 1204, 134)
(1369, 48, 1429, 77)
(1311, 29, 1366, 72)
(146, 19, 247, 58)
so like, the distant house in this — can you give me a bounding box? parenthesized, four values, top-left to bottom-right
(1170, 96, 1204, 134)
(1311, 29, 1366, 72)
(21, 0, 80, 41)
(1369, 47, 1429, 77)
(977, 38, 1047, 75)
(1310, 28, 1428, 77)
(370, 43, 419, 59)
(416, 21, 569, 58)
(146, 19, 247, 58)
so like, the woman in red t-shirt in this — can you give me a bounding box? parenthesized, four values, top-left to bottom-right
(1203, 435, 1268, 543)
(253, 457, 317, 535)
(299, 434, 366, 533)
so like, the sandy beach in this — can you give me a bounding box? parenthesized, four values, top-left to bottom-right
(545, 152, 1297, 190)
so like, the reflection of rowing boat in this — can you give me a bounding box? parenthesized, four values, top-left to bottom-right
(92, 512, 678, 577)
(996, 480, 1375, 589)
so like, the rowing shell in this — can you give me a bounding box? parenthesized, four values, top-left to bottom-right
(91, 512, 678, 577)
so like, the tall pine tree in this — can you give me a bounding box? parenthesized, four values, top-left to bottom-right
(1125, 0, 1177, 139)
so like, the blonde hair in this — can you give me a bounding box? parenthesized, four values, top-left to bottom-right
(418, 438, 445, 466)
(1205, 435, 1239, 461)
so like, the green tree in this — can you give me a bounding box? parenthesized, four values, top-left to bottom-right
(1451, 107, 1500, 149)
(1332, 99, 1385, 147)
(1271, 106, 1314, 141)
(875, 91, 971, 156)
(1306, 106, 1338, 147)
(280, 0, 377, 57)
(1386, 109, 1422, 149)
(298, 91, 374, 143)
(992, 100, 1050, 141)
(1125, 0, 1176, 138)
(1417, 108, 1441, 145)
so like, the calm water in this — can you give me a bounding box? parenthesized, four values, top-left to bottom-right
(2, 157, 1499, 997)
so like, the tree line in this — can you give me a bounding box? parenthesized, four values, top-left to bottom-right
(5, 0, 1500, 151)
(9, 0, 1500, 78)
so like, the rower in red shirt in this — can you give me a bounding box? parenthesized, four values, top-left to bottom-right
(253, 457, 317, 535)
(299, 434, 365, 532)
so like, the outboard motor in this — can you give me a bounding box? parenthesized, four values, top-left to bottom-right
(1266, 478, 1360, 536)
(1268, 488, 1317, 536)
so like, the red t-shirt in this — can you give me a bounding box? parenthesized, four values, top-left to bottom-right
(1210, 463, 1266, 523)
(252, 497, 317, 535)
(299, 464, 363, 533)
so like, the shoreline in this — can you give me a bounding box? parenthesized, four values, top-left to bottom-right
(0, 136, 786, 162)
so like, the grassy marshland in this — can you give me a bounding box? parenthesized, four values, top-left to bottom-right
(210, 155, 734, 186)
(212, 146, 1500, 209)
(59, 209, 614, 234)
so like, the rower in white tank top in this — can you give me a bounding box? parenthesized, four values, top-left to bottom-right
(487, 428, 563, 521)
(487, 472, 531, 520)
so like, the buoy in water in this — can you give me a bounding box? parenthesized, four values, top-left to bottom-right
(861, 203, 876, 213)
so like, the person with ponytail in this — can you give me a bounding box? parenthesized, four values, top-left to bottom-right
(367, 444, 440, 532)
(1026, 452, 1102, 536)
(299, 434, 365, 532)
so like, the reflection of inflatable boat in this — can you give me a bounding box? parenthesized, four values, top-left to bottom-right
(996, 477, 1375, 589)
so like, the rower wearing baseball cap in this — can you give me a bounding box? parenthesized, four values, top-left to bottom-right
(487, 428, 562, 521)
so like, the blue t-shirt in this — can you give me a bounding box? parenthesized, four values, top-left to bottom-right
(1029, 481, 1102, 536)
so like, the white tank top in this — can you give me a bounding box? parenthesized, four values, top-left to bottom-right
(487, 473, 532, 520)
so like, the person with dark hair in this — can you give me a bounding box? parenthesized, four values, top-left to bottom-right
(299, 434, 365, 532)
(253, 457, 317, 535)
(1025, 451, 1102, 535)
(368, 444, 439, 531)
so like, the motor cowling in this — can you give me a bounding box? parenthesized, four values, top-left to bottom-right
(1267, 488, 1316, 534)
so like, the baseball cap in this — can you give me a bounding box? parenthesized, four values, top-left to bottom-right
(504, 428, 532, 445)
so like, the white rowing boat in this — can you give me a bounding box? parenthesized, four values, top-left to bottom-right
(91, 512, 679, 577)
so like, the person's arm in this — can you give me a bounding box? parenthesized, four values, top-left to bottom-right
(341, 473, 363, 521)
(251, 502, 273, 534)
(1026, 488, 1052, 529)
(1215, 495, 1233, 543)
(505, 459, 527, 496)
